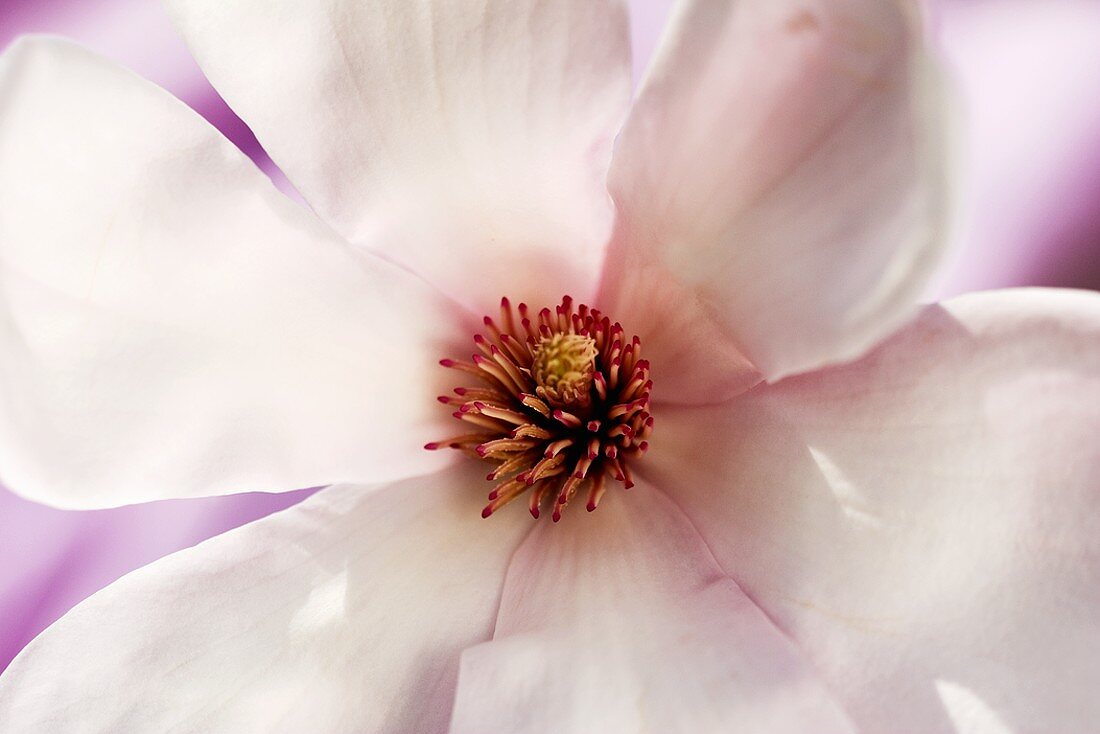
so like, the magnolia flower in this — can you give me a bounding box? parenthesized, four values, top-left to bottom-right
(0, 0, 1098, 732)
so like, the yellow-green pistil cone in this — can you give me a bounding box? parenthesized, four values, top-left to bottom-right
(531, 333, 598, 408)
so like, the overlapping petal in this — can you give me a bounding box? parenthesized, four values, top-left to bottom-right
(449, 482, 855, 734)
(0, 466, 531, 732)
(3, 2, 1094, 731)
(646, 288, 1100, 732)
(602, 0, 948, 401)
(166, 0, 632, 311)
(0, 38, 460, 508)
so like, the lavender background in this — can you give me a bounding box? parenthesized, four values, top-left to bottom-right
(1, 0, 1098, 673)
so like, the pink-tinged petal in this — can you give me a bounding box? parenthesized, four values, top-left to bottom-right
(166, 0, 632, 311)
(0, 466, 530, 732)
(0, 38, 460, 509)
(449, 482, 855, 733)
(646, 288, 1100, 732)
(0, 484, 311, 673)
(601, 0, 948, 402)
(0, 0, 295, 198)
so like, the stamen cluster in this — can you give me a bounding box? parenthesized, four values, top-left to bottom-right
(427, 296, 653, 521)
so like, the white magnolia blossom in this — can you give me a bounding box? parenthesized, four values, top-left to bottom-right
(0, 1, 1097, 732)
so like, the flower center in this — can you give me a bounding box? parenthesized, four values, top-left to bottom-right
(427, 296, 653, 522)
(531, 333, 598, 408)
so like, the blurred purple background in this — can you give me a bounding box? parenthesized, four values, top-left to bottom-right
(1, 0, 1098, 673)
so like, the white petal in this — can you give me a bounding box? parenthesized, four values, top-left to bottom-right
(647, 288, 1100, 732)
(166, 0, 632, 310)
(601, 0, 949, 397)
(0, 482, 308, 670)
(0, 466, 531, 733)
(449, 482, 855, 734)
(0, 38, 459, 508)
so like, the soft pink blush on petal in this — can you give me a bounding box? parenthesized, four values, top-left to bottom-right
(450, 482, 855, 734)
(602, 0, 947, 408)
(165, 0, 633, 311)
(0, 468, 532, 732)
(642, 289, 1100, 733)
(598, 222, 764, 407)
